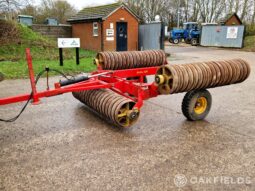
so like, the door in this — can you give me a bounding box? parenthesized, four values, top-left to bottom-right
(116, 22, 127, 51)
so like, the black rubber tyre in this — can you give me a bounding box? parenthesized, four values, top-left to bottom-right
(0, 72, 4, 82)
(173, 39, 179, 44)
(191, 38, 198, 46)
(182, 89, 212, 121)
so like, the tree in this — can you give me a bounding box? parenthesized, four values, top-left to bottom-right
(122, 0, 178, 25)
(240, 0, 249, 21)
(122, 0, 255, 25)
(252, 0, 255, 24)
(0, 0, 31, 19)
(19, 4, 37, 17)
(234, 0, 240, 14)
(51, 0, 77, 23)
(19, 0, 77, 24)
(37, 0, 77, 24)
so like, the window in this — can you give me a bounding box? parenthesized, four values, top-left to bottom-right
(93, 22, 98, 36)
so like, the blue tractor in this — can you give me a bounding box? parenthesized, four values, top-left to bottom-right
(169, 22, 200, 46)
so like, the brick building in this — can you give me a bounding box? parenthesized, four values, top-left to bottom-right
(220, 13, 243, 26)
(67, 3, 140, 52)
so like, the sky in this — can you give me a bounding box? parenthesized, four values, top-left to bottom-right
(34, 0, 117, 10)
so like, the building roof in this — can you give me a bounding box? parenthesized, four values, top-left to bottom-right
(220, 13, 242, 25)
(67, 2, 139, 23)
(18, 15, 33, 18)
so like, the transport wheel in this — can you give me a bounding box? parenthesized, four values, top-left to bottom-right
(173, 39, 179, 44)
(191, 38, 198, 46)
(0, 72, 4, 82)
(182, 89, 212, 121)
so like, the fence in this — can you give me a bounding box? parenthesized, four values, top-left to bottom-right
(200, 25, 245, 48)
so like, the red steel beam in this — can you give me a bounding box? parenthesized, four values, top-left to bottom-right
(0, 49, 161, 106)
(26, 48, 40, 104)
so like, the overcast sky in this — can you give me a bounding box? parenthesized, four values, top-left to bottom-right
(34, 0, 117, 10)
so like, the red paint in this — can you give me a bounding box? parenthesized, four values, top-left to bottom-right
(25, 48, 40, 104)
(0, 49, 162, 111)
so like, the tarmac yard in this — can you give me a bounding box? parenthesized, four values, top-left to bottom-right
(0, 46, 255, 190)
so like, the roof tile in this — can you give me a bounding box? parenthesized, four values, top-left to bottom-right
(68, 3, 122, 22)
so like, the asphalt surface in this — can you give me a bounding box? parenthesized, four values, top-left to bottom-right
(0, 45, 255, 191)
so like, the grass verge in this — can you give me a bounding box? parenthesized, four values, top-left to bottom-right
(0, 22, 97, 79)
(243, 35, 255, 52)
(0, 57, 96, 79)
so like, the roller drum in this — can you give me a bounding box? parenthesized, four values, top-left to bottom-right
(95, 50, 166, 70)
(156, 59, 250, 94)
(73, 89, 139, 128)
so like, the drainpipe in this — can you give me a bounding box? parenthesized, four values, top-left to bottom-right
(101, 21, 104, 51)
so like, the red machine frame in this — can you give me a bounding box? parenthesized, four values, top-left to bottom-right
(0, 49, 162, 110)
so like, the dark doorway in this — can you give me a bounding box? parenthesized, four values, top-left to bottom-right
(116, 22, 127, 51)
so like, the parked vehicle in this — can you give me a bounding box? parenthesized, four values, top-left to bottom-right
(169, 22, 200, 46)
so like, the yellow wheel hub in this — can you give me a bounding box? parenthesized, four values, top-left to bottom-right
(117, 103, 139, 127)
(155, 75, 165, 85)
(94, 58, 100, 66)
(194, 97, 207, 115)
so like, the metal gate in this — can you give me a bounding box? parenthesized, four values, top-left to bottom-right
(139, 22, 164, 50)
(200, 25, 245, 48)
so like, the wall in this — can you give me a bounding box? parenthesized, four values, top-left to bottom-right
(103, 7, 139, 51)
(72, 22, 102, 51)
(31, 24, 72, 38)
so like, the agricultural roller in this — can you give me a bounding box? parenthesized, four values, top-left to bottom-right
(0, 49, 251, 128)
